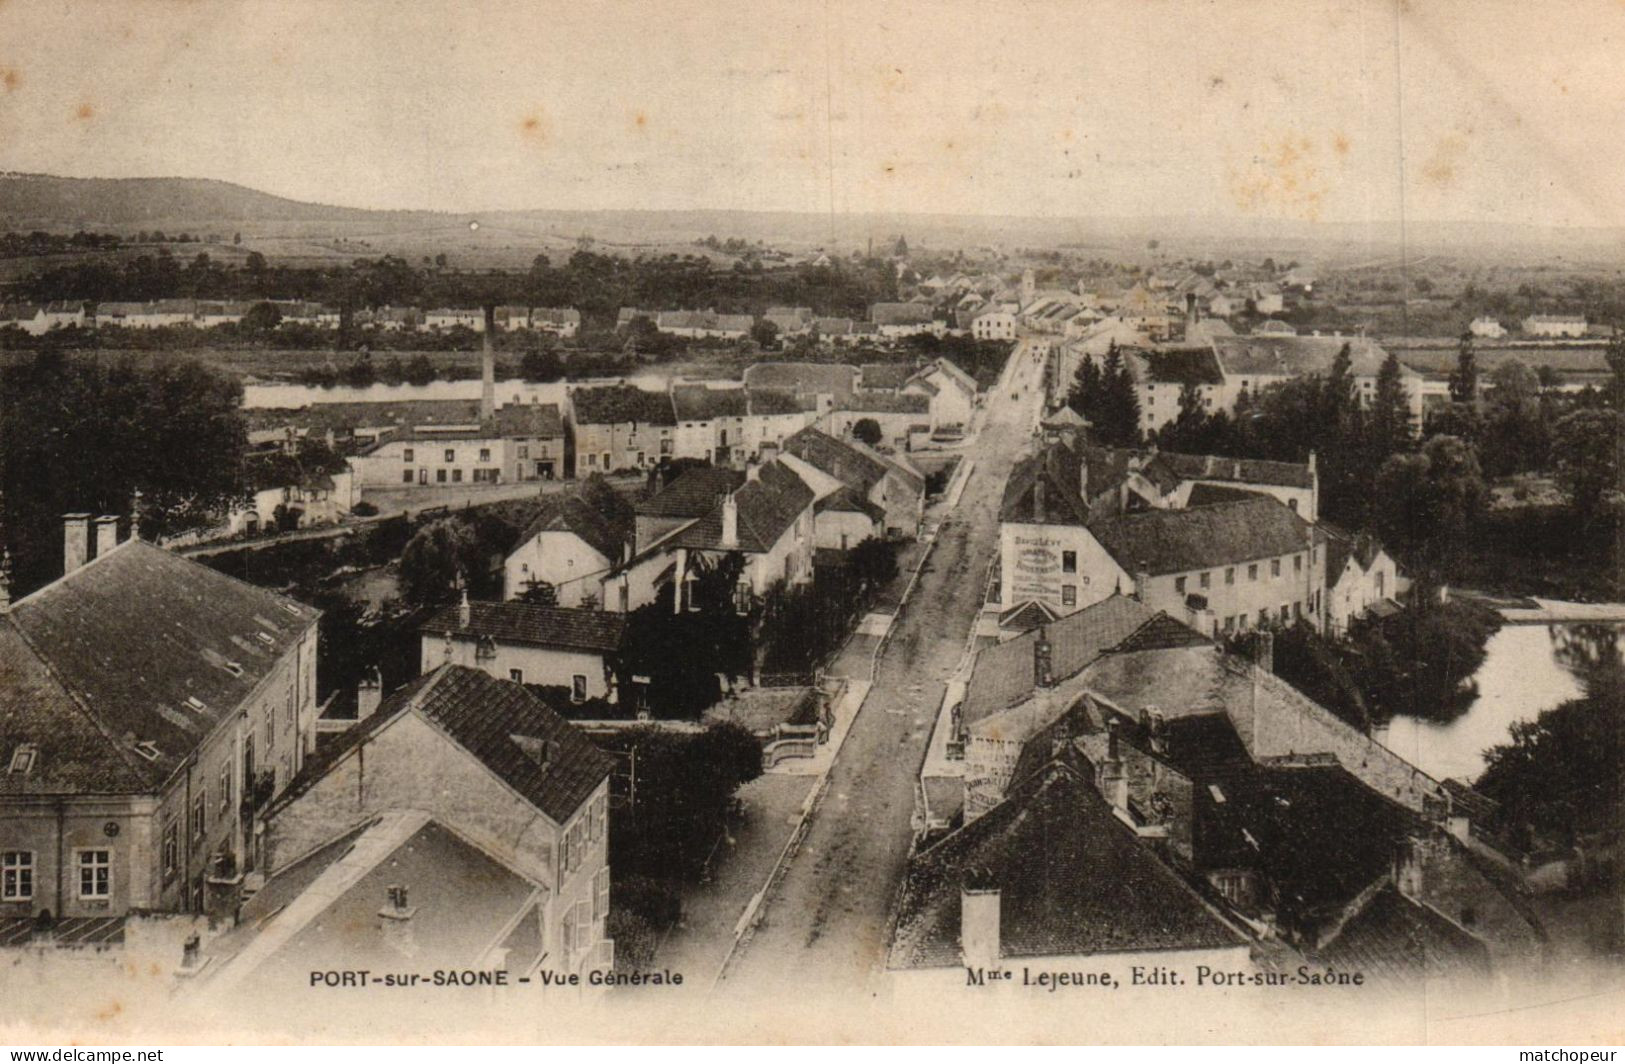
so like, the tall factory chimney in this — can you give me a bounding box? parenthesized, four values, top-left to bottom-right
(481, 304, 497, 423)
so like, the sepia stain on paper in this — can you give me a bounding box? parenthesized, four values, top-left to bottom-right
(1, 66, 19, 92)
(1421, 130, 1471, 189)
(518, 109, 549, 144)
(73, 102, 95, 122)
(1227, 133, 1330, 221)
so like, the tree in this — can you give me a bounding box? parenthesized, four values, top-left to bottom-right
(1093, 343, 1141, 446)
(1372, 434, 1487, 570)
(241, 300, 282, 332)
(749, 318, 780, 350)
(1449, 333, 1478, 405)
(397, 517, 479, 606)
(852, 417, 883, 447)
(0, 352, 249, 593)
(403, 353, 437, 386)
(520, 347, 564, 382)
(1369, 351, 1412, 458)
(244, 250, 268, 275)
(1550, 409, 1623, 525)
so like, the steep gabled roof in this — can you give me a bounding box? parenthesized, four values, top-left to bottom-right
(1151, 451, 1314, 490)
(514, 479, 634, 564)
(636, 466, 745, 519)
(3, 539, 318, 790)
(1211, 335, 1403, 379)
(961, 596, 1165, 728)
(1000, 438, 1090, 525)
(420, 602, 627, 654)
(746, 388, 814, 416)
(836, 390, 931, 415)
(569, 384, 676, 426)
(889, 762, 1246, 969)
(663, 461, 814, 554)
(671, 385, 749, 421)
(1088, 495, 1313, 576)
(782, 427, 890, 496)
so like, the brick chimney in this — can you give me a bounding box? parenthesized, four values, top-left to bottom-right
(1034, 627, 1054, 688)
(480, 306, 497, 424)
(93, 515, 119, 560)
(62, 514, 92, 574)
(960, 870, 1001, 971)
(379, 884, 418, 957)
(721, 492, 739, 548)
(1133, 567, 1151, 602)
(1101, 721, 1130, 813)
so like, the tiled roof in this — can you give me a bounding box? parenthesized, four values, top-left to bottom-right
(2, 539, 318, 790)
(814, 485, 885, 524)
(1151, 451, 1315, 490)
(529, 307, 581, 325)
(997, 599, 1062, 634)
(782, 427, 890, 496)
(1088, 495, 1313, 576)
(916, 357, 978, 395)
(421, 601, 627, 653)
(515, 478, 634, 564)
(671, 386, 748, 421)
(1000, 439, 1091, 525)
(743, 361, 858, 397)
(1184, 483, 1267, 508)
(570, 384, 676, 426)
(870, 302, 935, 326)
(1313, 887, 1491, 984)
(636, 466, 745, 519)
(746, 388, 814, 416)
(811, 318, 853, 336)
(663, 461, 814, 554)
(313, 666, 612, 824)
(889, 762, 1246, 969)
(214, 812, 544, 988)
(961, 596, 1163, 727)
(1138, 347, 1226, 386)
(857, 363, 915, 391)
(836, 390, 930, 415)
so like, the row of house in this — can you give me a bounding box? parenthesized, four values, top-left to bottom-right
(0, 512, 616, 988)
(1471, 314, 1592, 340)
(0, 300, 582, 336)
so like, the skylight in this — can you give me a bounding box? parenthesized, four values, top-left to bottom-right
(8, 745, 37, 775)
(185, 696, 207, 713)
(134, 741, 161, 762)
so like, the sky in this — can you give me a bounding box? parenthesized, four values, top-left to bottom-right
(1, 0, 1622, 228)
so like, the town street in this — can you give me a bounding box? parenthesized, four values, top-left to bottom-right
(717, 338, 1049, 993)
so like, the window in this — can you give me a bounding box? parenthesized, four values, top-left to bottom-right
(1294, 554, 1303, 574)
(1257, 610, 1268, 628)
(78, 851, 111, 899)
(1200, 571, 1211, 590)
(479, 448, 491, 462)
(586, 453, 598, 469)
(403, 448, 414, 462)
(1288, 498, 1299, 512)
(1175, 576, 1187, 594)
(452, 469, 463, 483)
(1061, 585, 1076, 607)
(2, 852, 33, 901)
(1222, 616, 1235, 633)
(162, 818, 179, 881)
(509, 668, 524, 684)
(637, 452, 646, 466)
(1061, 550, 1077, 573)
(8, 744, 35, 775)
(1225, 567, 1235, 586)
(1248, 564, 1258, 581)
(1280, 605, 1290, 622)
(593, 795, 607, 841)
(517, 445, 529, 459)
(444, 449, 456, 463)
(1270, 558, 1281, 578)
(191, 792, 207, 841)
(402, 470, 414, 484)
(571, 675, 588, 703)
(436, 468, 447, 483)
(219, 762, 232, 814)
(601, 453, 610, 470)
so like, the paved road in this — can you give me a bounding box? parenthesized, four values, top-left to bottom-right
(718, 338, 1048, 995)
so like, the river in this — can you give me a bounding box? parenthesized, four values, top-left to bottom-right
(1381, 620, 1624, 783)
(241, 368, 720, 409)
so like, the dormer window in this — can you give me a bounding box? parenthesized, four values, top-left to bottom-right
(134, 741, 161, 762)
(185, 696, 207, 713)
(8, 744, 37, 775)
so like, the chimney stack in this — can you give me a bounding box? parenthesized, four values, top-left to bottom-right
(1134, 567, 1151, 603)
(1034, 628, 1055, 688)
(745, 459, 761, 483)
(721, 492, 739, 548)
(130, 487, 143, 540)
(458, 589, 472, 629)
(379, 883, 418, 957)
(960, 872, 1001, 971)
(62, 514, 92, 574)
(1101, 722, 1130, 812)
(93, 515, 119, 560)
(480, 306, 497, 424)
(357, 667, 383, 721)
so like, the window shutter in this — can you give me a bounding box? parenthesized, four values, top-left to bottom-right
(593, 868, 609, 922)
(562, 905, 575, 957)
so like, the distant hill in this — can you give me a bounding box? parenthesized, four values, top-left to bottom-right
(0, 172, 437, 228)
